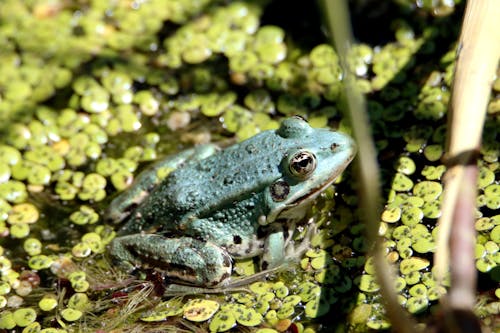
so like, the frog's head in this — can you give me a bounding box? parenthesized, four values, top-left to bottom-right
(262, 116, 356, 224)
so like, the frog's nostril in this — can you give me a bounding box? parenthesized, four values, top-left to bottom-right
(330, 142, 340, 151)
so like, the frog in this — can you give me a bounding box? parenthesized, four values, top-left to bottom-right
(107, 116, 356, 287)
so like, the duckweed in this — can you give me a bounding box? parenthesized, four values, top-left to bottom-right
(273, 282, 289, 299)
(413, 181, 442, 202)
(28, 255, 53, 270)
(256, 329, 278, 333)
(491, 225, 500, 243)
(394, 276, 407, 292)
(38, 295, 58, 312)
(254, 26, 286, 64)
(358, 274, 380, 293)
(183, 299, 220, 322)
(0, 200, 11, 221)
(421, 165, 446, 180)
(0, 311, 16, 329)
(408, 283, 427, 297)
(20, 321, 41, 333)
(69, 205, 99, 225)
(68, 271, 89, 293)
(80, 86, 110, 114)
(0, 281, 11, 295)
(412, 236, 435, 254)
(427, 286, 446, 301)
(250, 281, 273, 295)
(72, 280, 90, 293)
(134, 91, 160, 116)
(382, 206, 402, 223)
(366, 317, 391, 330)
(23, 238, 42, 256)
(228, 303, 263, 326)
(297, 282, 320, 302)
(209, 308, 236, 332)
(421, 200, 442, 218)
(401, 206, 424, 227)
(0, 257, 12, 273)
(395, 156, 416, 175)
(40, 328, 68, 333)
(60, 308, 82, 322)
(350, 304, 372, 325)
(276, 300, 296, 319)
(77, 173, 106, 202)
(81, 232, 104, 253)
(423, 144, 443, 161)
(478, 167, 495, 189)
(12, 308, 37, 327)
(392, 173, 414, 192)
(0, 180, 28, 204)
(233, 258, 257, 277)
(310, 229, 335, 249)
(264, 309, 279, 326)
(71, 242, 91, 258)
(484, 184, 500, 209)
(0, 163, 11, 183)
(475, 241, 499, 273)
(10, 223, 30, 238)
(9, 162, 29, 184)
(7, 203, 39, 224)
(254, 299, 270, 314)
(400, 258, 430, 275)
(0, 145, 21, 165)
(305, 293, 330, 318)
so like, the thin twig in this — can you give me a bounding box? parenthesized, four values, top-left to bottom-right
(435, 1, 500, 313)
(323, 1, 417, 332)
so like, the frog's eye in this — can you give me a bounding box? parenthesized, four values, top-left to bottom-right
(288, 151, 317, 179)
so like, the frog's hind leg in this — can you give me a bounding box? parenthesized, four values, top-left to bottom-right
(108, 234, 232, 287)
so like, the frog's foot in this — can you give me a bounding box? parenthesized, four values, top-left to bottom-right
(284, 218, 316, 263)
(162, 268, 282, 295)
(108, 234, 232, 287)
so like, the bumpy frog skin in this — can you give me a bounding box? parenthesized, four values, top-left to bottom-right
(107, 116, 356, 287)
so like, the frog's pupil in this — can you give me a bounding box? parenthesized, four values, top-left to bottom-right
(290, 151, 316, 176)
(297, 157, 311, 169)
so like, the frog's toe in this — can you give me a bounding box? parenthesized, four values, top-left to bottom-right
(284, 221, 316, 262)
(108, 237, 140, 273)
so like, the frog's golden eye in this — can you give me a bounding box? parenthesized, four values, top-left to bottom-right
(288, 151, 316, 179)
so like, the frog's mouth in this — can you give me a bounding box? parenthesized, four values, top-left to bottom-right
(271, 163, 351, 222)
(293, 172, 338, 204)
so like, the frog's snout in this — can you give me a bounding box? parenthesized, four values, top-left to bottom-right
(329, 133, 357, 160)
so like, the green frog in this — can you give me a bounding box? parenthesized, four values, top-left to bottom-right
(107, 116, 356, 287)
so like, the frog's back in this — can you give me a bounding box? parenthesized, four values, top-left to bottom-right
(158, 131, 287, 217)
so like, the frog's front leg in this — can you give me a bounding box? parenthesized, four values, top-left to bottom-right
(261, 222, 314, 270)
(108, 234, 232, 287)
(261, 226, 286, 270)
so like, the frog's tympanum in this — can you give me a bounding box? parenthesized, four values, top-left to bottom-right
(107, 116, 356, 287)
